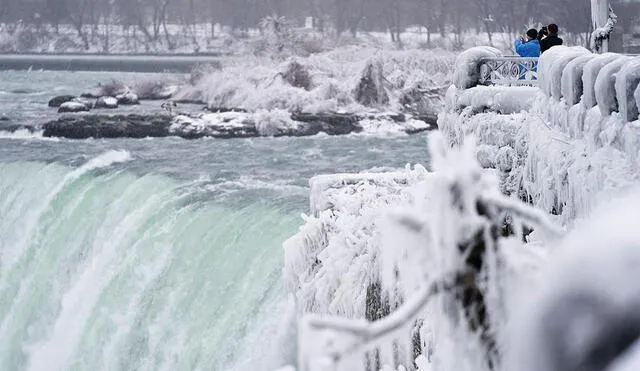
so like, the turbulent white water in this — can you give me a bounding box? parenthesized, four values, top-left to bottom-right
(0, 155, 301, 371)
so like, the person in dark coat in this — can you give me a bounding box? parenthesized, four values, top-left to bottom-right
(539, 23, 563, 53)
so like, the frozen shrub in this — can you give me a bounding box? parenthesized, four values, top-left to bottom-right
(281, 60, 312, 91)
(299, 36, 327, 55)
(189, 62, 223, 85)
(99, 80, 127, 97)
(52, 36, 80, 53)
(354, 57, 389, 107)
(14, 27, 38, 51)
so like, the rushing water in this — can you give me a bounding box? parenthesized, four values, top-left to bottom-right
(0, 71, 432, 371)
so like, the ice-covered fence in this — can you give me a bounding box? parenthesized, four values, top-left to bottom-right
(536, 46, 640, 124)
(478, 57, 539, 86)
(451, 46, 539, 88)
(441, 45, 640, 224)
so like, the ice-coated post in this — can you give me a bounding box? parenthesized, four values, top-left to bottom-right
(591, 0, 610, 53)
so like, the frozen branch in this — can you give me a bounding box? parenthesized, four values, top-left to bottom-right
(301, 270, 470, 359)
(479, 193, 565, 238)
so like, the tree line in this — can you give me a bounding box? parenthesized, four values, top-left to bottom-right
(0, 0, 636, 45)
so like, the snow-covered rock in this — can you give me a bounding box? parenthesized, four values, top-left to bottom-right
(452, 46, 502, 90)
(94, 96, 118, 109)
(48, 95, 75, 108)
(116, 92, 140, 105)
(57, 100, 91, 113)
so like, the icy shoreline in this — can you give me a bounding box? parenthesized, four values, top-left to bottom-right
(39, 111, 436, 139)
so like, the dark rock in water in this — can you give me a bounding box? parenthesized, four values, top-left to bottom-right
(174, 99, 207, 105)
(116, 92, 140, 105)
(291, 112, 362, 136)
(0, 116, 9, 121)
(95, 96, 119, 109)
(207, 107, 248, 113)
(48, 95, 76, 107)
(58, 101, 91, 113)
(43, 114, 172, 139)
(170, 115, 259, 139)
(41, 110, 432, 139)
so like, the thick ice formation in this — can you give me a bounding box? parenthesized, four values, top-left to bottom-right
(595, 56, 633, 116)
(441, 46, 640, 224)
(547, 47, 590, 100)
(284, 166, 432, 319)
(507, 189, 640, 371)
(538, 46, 573, 96)
(561, 54, 597, 106)
(455, 86, 537, 114)
(582, 53, 622, 109)
(615, 58, 640, 122)
(286, 45, 640, 371)
(452, 46, 502, 90)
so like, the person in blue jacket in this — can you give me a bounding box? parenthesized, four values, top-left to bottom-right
(515, 29, 541, 57)
(514, 28, 540, 80)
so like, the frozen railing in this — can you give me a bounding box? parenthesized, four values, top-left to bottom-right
(478, 57, 539, 86)
(453, 46, 640, 123)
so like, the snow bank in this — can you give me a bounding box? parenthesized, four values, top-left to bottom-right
(452, 46, 502, 90)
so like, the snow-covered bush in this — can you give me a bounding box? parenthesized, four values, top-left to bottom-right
(354, 57, 389, 107)
(177, 47, 455, 114)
